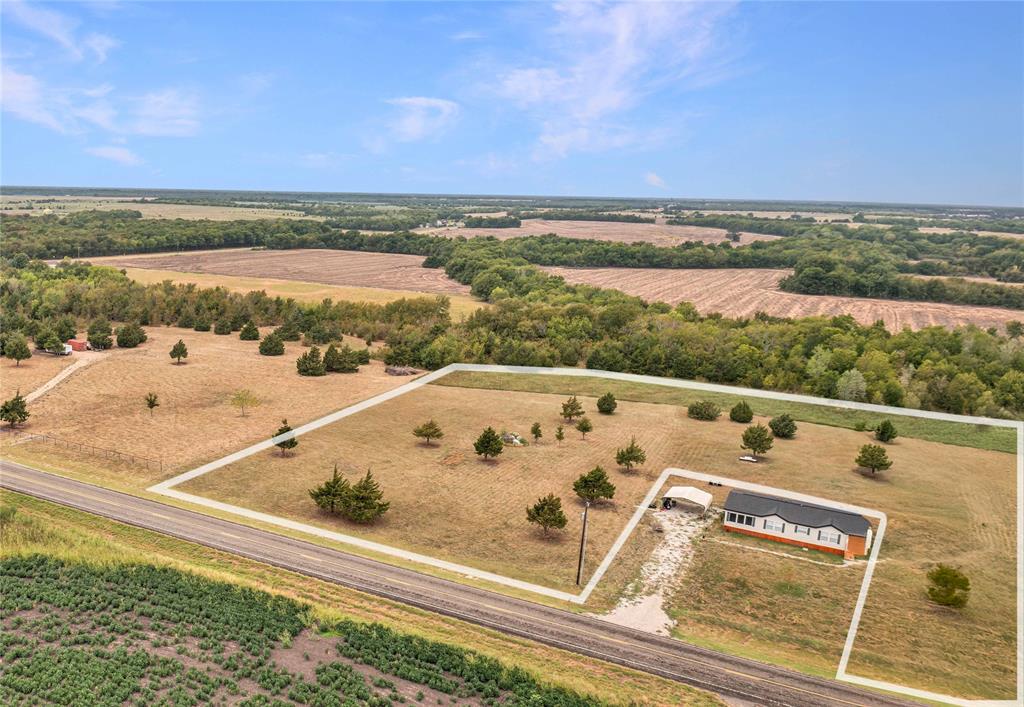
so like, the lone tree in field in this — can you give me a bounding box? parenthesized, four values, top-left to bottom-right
(874, 419, 898, 443)
(561, 395, 584, 422)
(4, 333, 31, 366)
(527, 494, 568, 536)
(768, 414, 797, 439)
(87, 318, 113, 350)
(144, 392, 159, 417)
(530, 422, 542, 443)
(576, 416, 593, 439)
(926, 564, 970, 609)
(169, 339, 188, 365)
(596, 392, 617, 415)
(573, 466, 616, 504)
(413, 419, 444, 445)
(230, 389, 261, 417)
(342, 470, 390, 524)
(239, 321, 260, 341)
(855, 444, 892, 475)
(555, 425, 564, 444)
(116, 323, 147, 349)
(687, 400, 721, 421)
(274, 420, 298, 457)
(0, 391, 30, 429)
(615, 437, 647, 471)
(741, 424, 774, 457)
(729, 401, 753, 423)
(259, 332, 285, 356)
(474, 426, 503, 460)
(296, 346, 326, 376)
(309, 464, 350, 515)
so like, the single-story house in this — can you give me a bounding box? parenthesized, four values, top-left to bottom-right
(722, 490, 873, 559)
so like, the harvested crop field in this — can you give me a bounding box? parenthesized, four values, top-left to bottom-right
(87, 248, 471, 297)
(542, 266, 1024, 331)
(418, 219, 775, 247)
(1, 195, 313, 220)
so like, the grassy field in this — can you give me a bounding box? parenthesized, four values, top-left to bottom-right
(0, 351, 76, 401)
(436, 371, 1016, 453)
(0, 491, 718, 706)
(1, 195, 315, 220)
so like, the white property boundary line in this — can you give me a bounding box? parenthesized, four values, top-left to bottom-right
(149, 363, 1022, 706)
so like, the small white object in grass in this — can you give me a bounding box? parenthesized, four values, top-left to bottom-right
(739, 455, 758, 463)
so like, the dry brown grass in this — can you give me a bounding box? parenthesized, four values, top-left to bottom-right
(0, 352, 76, 401)
(2, 327, 410, 480)
(542, 266, 1024, 332)
(87, 249, 470, 297)
(1, 195, 314, 220)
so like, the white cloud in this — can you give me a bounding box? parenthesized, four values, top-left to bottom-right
(385, 96, 459, 142)
(496, 1, 736, 158)
(86, 145, 142, 166)
(645, 171, 667, 189)
(0, 66, 65, 132)
(84, 33, 119, 63)
(299, 151, 348, 169)
(3, 1, 119, 63)
(131, 89, 200, 136)
(451, 30, 484, 41)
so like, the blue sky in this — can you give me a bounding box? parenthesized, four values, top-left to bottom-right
(1, 1, 1021, 205)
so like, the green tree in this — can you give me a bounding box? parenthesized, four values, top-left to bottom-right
(323, 343, 360, 373)
(144, 392, 159, 417)
(596, 392, 617, 414)
(555, 425, 564, 444)
(573, 466, 616, 504)
(768, 414, 797, 439)
(835, 369, 867, 401)
(214, 319, 233, 335)
(687, 401, 721, 421)
(741, 424, 773, 456)
(530, 421, 542, 443)
(116, 323, 147, 348)
(230, 389, 261, 417)
(615, 437, 647, 471)
(413, 419, 444, 445)
(874, 419, 898, 443)
(474, 426, 504, 460)
(1006, 321, 1024, 339)
(561, 395, 584, 421)
(193, 314, 211, 332)
(342, 470, 390, 524)
(296, 346, 326, 376)
(994, 370, 1024, 412)
(4, 333, 31, 366)
(169, 339, 188, 364)
(855, 444, 892, 475)
(729, 401, 753, 423)
(52, 315, 76, 343)
(34, 327, 63, 354)
(576, 416, 593, 439)
(87, 318, 113, 350)
(0, 391, 30, 428)
(239, 321, 260, 341)
(259, 332, 285, 356)
(526, 494, 568, 536)
(275, 420, 298, 456)
(926, 564, 970, 609)
(309, 465, 351, 514)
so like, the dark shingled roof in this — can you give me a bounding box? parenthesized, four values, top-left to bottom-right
(724, 490, 871, 536)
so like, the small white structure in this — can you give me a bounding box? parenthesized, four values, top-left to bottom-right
(661, 486, 713, 515)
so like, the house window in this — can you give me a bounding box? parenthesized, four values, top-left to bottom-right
(726, 512, 756, 527)
(764, 519, 785, 533)
(794, 525, 811, 536)
(726, 512, 737, 523)
(818, 529, 841, 544)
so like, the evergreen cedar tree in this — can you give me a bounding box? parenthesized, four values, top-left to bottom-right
(573, 466, 616, 504)
(768, 414, 797, 439)
(0, 392, 30, 428)
(274, 420, 298, 456)
(239, 321, 260, 340)
(86, 318, 113, 350)
(741, 424, 773, 456)
(526, 494, 568, 535)
(927, 564, 970, 608)
(575, 416, 593, 439)
(296, 346, 326, 376)
(309, 465, 349, 514)
(193, 315, 211, 332)
(596, 392, 617, 414)
(555, 425, 565, 443)
(530, 421, 542, 442)
(856, 444, 892, 475)
(875, 419, 898, 443)
(4, 333, 31, 366)
(34, 328, 63, 354)
(169, 339, 188, 364)
(259, 332, 285, 356)
(275, 321, 302, 342)
(615, 437, 646, 471)
(474, 427, 503, 459)
(687, 401, 721, 421)
(323, 343, 362, 373)
(412, 419, 444, 445)
(729, 401, 753, 423)
(214, 319, 233, 335)
(144, 392, 159, 417)
(116, 323, 147, 349)
(561, 395, 584, 421)
(308, 467, 389, 523)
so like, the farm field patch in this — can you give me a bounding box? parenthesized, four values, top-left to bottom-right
(541, 265, 1024, 331)
(1, 194, 314, 220)
(0, 352, 76, 402)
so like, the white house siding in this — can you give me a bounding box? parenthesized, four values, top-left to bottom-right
(723, 513, 849, 551)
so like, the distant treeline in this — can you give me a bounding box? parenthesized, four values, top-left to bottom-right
(863, 215, 1024, 234)
(462, 216, 522, 228)
(516, 210, 656, 223)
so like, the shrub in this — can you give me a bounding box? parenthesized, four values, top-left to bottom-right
(875, 419, 898, 443)
(687, 400, 720, 421)
(239, 321, 260, 341)
(926, 564, 970, 608)
(259, 333, 285, 356)
(296, 346, 326, 376)
(729, 401, 753, 423)
(87, 318, 113, 350)
(768, 414, 797, 439)
(615, 437, 646, 471)
(214, 319, 233, 335)
(116, 323, 147, 348)
(596, 392, 617, 414)
(193, 315, 211, 332)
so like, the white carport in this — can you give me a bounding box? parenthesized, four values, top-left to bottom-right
(662, 486, 713, 515)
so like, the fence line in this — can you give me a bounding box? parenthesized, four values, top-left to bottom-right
(0, 429, 163, 473)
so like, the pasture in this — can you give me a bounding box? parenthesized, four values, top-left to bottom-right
(1, 194, 313, 220)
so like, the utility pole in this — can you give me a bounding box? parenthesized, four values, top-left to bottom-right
(576, 501, 590, 586)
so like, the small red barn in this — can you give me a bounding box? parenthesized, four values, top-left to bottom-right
(67, 339, 89, 352)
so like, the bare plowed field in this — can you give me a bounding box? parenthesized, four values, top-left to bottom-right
(418, 219, 775, 247)
(90, 249, 471, 296)
(542, 266, 1023, 331)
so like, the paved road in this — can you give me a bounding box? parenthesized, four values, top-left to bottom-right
(0, 461, 918, 707)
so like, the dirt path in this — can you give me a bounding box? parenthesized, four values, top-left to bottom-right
(24, 351, 105, 403)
